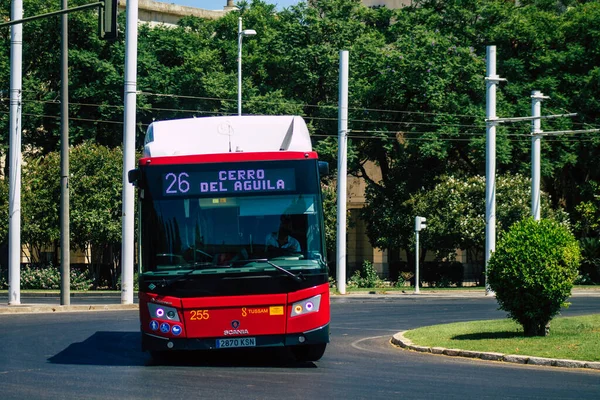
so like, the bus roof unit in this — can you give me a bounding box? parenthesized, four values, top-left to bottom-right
(144, 115, 313, 157)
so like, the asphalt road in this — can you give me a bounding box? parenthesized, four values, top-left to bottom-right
(0, 295, 599, 400)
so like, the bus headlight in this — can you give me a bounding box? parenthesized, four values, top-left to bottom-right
(148, 302, 180, 322)
(291, 294, 321, 317)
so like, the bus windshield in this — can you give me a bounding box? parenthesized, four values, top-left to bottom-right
(139, 160, 327, 279)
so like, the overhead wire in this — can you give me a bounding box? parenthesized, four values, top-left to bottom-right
(1, 93, 597, 142)
(0, 108, 595, 143)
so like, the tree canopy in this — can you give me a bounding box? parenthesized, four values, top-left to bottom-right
(1, 0, 599, 277)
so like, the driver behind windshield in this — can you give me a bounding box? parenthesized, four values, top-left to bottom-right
(265, 215, 301, 252)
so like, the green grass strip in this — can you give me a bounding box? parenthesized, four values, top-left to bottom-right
(403, 314, 600, 361)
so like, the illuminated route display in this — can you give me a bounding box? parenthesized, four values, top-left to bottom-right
(162, 168, 296, 196)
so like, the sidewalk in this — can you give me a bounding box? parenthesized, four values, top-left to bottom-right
(0, 291, 138, 314)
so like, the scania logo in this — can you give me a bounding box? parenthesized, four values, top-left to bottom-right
(224, 329, 249, 335)
(224, 320, 248, 335)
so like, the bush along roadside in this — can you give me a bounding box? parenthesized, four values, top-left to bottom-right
(0, 264, 93, 291)
(347, 260, 383, 288)
(488, 218, 580, 337)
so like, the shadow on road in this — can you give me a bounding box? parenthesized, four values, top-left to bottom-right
(147, 347, 318, 368)
(48, 331, 317, 369)
(48, 331, 148, 366)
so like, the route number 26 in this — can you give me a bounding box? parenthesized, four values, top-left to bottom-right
(165, 172, 190, 194)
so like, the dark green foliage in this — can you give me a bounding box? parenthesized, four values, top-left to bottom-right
(347, 260, 381, 288)
(2, 0, 600, 292)
(488, 218, 580, 336)
(0, 264, 93, 290)
(421, 261, 464, 288)
(578, 237, 600, 284)
(20, 143, 124, 287)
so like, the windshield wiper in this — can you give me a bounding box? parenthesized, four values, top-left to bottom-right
(157, 263, 215, 288)
(229, 258, 304, 283)
(156, 270, 195, 288)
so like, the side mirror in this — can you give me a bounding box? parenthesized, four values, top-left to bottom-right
(128, 169, 139, 185)
(318, 161, 329, 177)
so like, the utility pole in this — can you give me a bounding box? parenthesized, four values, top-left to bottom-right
(531, 91, 548, 221)
(121, 0, 139, 305)
(60, 0, 70, 305)
(336, 50, 349, 295)
(484, 45, 504, 295)
(8, 0, 23, 306)
(489, 104, 591, 225)
(237, 17, 256, 116)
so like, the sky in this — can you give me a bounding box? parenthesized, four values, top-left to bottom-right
(165, 1, 302, 11)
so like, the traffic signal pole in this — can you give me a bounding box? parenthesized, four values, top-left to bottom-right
(414, 216, 426, 294)
(0, 2, 104, 29)
(415, 230, 420, 294)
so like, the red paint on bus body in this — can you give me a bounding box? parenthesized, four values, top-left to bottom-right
(140, 151, 318, 166)
(139, 283, 330, 340)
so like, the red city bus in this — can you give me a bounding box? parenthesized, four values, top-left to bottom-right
(129, 116, 330, 361)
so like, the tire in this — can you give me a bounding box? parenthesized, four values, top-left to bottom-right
(291, 344, 327, 362)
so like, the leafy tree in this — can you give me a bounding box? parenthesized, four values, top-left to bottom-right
(21, 153, 61, 262)
(0, 0, 128, 156)
(3, 0, 600, 281)
(487, 218, 580, 336)
(70, 143, 123, 287)
(363, 172, 568, 270)
(21, 143, 123, 286)
(578, 237, 600, 284)
(339, 0, 600, 261)
(415, 173, 568, 260)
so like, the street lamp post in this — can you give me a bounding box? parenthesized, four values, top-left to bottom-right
(238, 17, 256, 116)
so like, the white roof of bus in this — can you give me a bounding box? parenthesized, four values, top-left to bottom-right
(143, 115, 313, 157)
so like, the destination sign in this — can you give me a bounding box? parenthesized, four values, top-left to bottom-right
(162, 168, 296, 196)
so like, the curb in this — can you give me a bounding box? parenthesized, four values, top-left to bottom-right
(391, 331, 600, 371)
(0, 304, 138, 315)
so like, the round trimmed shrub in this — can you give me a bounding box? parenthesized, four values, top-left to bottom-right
(487, 218, 580, 336)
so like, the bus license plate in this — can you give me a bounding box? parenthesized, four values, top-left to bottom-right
(216, 337, 256, 348)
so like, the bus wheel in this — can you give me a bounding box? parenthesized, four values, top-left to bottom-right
(291, 344, 327, 362)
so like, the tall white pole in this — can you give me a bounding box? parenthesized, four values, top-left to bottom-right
(237, 17, 242, 116)
(414, 231, 420, 294)
(8, 0, 23, 306)
(121, 0, 138, 304)
(60, 0, 70, 305)
(485, 46, 500, 295)
(336, 50, 349, 295)
(531, 91, 546, 221)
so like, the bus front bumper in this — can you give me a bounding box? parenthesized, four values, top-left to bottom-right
(141, 323, 330, 352)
